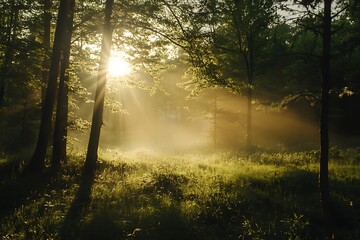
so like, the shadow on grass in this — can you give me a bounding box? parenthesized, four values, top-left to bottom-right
(0, 162, 58, 219)
(70, 166, 322, 240)
(74, 168, 200, 240)
(81, 204, 198, 240)
(60, 167, 95, 239)
(238, 167, 360, 239)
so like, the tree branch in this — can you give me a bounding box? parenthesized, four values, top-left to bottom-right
(280, 90, 320, 108)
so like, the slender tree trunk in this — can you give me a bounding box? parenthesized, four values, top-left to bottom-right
(0, 0, 17, 106)
(26, 0, 71, 173)
(246, 28, 254, 152)
(246, 88, 253, 150)
(0, 58, 8, 105)
(320, 0, 334, 238)
(52, 0, 75, 168)
(0, 62, 5, 104)
(41, 0, 52, 107)
(119, 96, 125, 146)
(213, 93, 218, 148)
(20, 95, 28, 149)
(84, 0, 114, 173)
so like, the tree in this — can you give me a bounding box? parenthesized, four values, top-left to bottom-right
(26, 0, 75, 173)
(144, 0, 276, 150)
(52, 0, 75, 168)
(41, 0, 52, 107)
(0, 0, 18, 105)
(319, 0, 333, 237)
(0, 0, 44, 107)
(278, 0, 360, 237)
(329, 1, 360, 135)
(84, 0, 114, 173)
(220, 0, 276, 150)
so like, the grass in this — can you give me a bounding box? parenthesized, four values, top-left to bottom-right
(1, 148, 360, 239)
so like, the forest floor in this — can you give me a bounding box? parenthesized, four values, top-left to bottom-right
(0, 148, 360, 239)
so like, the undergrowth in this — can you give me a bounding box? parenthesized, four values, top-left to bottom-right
(0, 148, 360, 239)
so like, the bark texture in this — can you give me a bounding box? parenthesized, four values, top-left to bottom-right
(26, 0, 72, 172)
(319, 0, 334, 238)
(84, 0, 114, 173)
(41, 0, 52, 107)
(52, 0, 75, 168)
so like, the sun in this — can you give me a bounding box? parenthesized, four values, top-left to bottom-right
(108, 55, 132, 77)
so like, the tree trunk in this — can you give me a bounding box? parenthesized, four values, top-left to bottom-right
(320, 0, 334, 238)
(26, 0, 71, 173)
(246, 28, 254, 152)
(20, 95, 28, 149)
(84, 0, 114, 173)
(41, 0, 52, 107)
(213, 93, 218, 148)
(52, 0, 75, 168)
(0, 0, 17, 106)
(246, 87, 253, 151)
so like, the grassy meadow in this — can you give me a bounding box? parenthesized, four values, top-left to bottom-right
(1, 148, 360, 239)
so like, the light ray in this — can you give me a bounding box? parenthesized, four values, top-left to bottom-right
(108, 55, 132, 77)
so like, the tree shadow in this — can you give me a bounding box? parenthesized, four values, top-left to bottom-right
(79, 182, 199, 240)
(60, 167, 95, 239)
(0, 162, 58, 219)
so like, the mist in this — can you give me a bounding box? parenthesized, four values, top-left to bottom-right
(69, 67, 321, 154)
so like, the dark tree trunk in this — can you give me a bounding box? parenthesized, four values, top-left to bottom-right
(0, 69, 4, 105)
(320, 0, 334, 238)
(233, 0, 254, 152)
(41, 0, 52, 107)
(52, 0, 75, 168)
(84, 0, 114, 173)
(26, 0, 72, 173)
(119, 96, 125, 146)
(213, 93, 218, 148)
(246, 88, 253, 151)
(20, 95, 28, 149)
(0, 0, 17, 106)
(246, 28, 254, 152)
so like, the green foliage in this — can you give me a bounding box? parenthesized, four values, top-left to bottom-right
(280, 213, 310, 240)
(240, 217, 266, 240)
(1, 149, 360, 239)
(0, 0, 45, 105)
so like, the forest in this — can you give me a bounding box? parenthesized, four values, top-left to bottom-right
(0, 0, 360, 239)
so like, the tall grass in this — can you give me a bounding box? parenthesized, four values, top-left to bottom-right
(1, 148, 360, 239)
